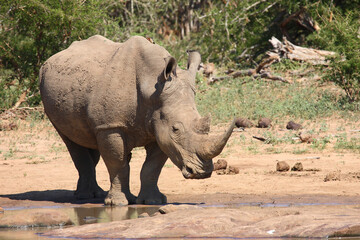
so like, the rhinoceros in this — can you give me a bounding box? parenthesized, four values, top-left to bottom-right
(39, 35, 237, 205)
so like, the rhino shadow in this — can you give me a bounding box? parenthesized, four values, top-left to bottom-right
(0, 190, 105, 204)
(0, 191, 203, 205)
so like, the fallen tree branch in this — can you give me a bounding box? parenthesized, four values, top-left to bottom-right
(11, 90, 28, 109)
(268, 36, 335, 65)
(207, 36, 334, 84)
(254, 72, 290, 83)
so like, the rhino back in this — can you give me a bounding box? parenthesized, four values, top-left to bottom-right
(40, 35, 171, 149)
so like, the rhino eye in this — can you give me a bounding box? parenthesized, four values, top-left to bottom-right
(172, 125, 179, 132)
(172, 123, 183, 133)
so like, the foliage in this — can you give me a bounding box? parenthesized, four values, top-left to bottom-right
(0, 0, 118, 109)
(1, 0, 360, 111)
(306, 4, 360, 105)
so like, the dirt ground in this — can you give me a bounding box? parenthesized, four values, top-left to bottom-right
(1, 114, 360, 238)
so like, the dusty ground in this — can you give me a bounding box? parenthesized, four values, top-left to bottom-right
(1, 113, 360, 238)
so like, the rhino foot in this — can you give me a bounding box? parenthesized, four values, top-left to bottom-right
(75, 186, 106, 200)
(136, 190, 167, 205)
(104, 191, 137, 206)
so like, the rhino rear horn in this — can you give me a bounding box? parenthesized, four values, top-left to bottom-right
(195, 114, 211, 134)
(187, 50, 201, 85)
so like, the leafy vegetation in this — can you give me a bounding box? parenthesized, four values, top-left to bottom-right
(0, 0, 359, 114)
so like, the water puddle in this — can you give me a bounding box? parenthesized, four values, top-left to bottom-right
(0, 205, 159, 240)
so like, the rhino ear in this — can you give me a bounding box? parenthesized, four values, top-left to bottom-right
(162, 56, 177, 81)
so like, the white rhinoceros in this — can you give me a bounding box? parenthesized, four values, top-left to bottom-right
(39, 35, 236, 205)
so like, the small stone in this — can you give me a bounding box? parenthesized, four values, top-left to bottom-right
(257, 118, 272, 128)
(213, 159, 227, 171)
(158, 204, 200, 214)
(235, 118, 254, 128)
(286, 121, 302, 130)
(228, 166, 239, 174)
(291, 162, 303, 171)
(138, 212, 150, 218)
(299, 132, 313, 143)
(324, 170, 341, 182)
(276, 161, 290, 172)
(216, 165, 239, 175)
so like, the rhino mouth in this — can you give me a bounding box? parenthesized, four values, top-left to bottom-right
(181, 163, 213, 179)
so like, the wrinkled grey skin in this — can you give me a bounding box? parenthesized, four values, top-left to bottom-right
(39, 35, 236, 205)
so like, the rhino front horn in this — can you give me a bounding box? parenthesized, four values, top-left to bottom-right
(196, 119, 236, 160)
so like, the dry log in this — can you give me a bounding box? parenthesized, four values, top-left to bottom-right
(268, 36, 335, 65)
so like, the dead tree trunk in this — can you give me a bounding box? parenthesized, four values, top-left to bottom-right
(268, 36, 336, 65)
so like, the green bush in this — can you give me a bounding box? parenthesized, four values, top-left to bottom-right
(0, 0, 118, 109)
(307, 7, 360, 105)
(1, 0, 360, 114)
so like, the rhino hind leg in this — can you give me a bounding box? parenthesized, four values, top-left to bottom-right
(137, 143, 168, 205)
(58, 133, 106, 200)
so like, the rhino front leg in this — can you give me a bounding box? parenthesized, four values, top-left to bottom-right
(137, 142, 168, 205)
(97, 130, 136, 206)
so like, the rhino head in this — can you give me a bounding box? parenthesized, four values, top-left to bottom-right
(151, 51, 236, 179)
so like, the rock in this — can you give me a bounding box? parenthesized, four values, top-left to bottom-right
(0, 209, 73, 228)
(235, 118, 254, 128)
(43, 207, 360, 239)
(276, 161, 290, 172)
(138, 212, 150, 218)
(291, 162, 303, 171)
(0, 207, 3, 214)
(286, 121, 302, 130)
(324, 171, 341, 182)
(257, 118, 272, 128)
(299, 131, 313, 143)
(228, 166, 240, 174)
(213, 159, 227, 171)
(331, 225, 360, 237)
(216, 165, 239, 175)
(158, 204, 201, 214)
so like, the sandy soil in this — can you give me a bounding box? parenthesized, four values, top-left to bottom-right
(1, 115, 360, 238)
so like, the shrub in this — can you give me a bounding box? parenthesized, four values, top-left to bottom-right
(307, 7, 360, 105)
(0, 0, 118, 109)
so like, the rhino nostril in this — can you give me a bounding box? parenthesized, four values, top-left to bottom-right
(186, 166, 194, 174)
